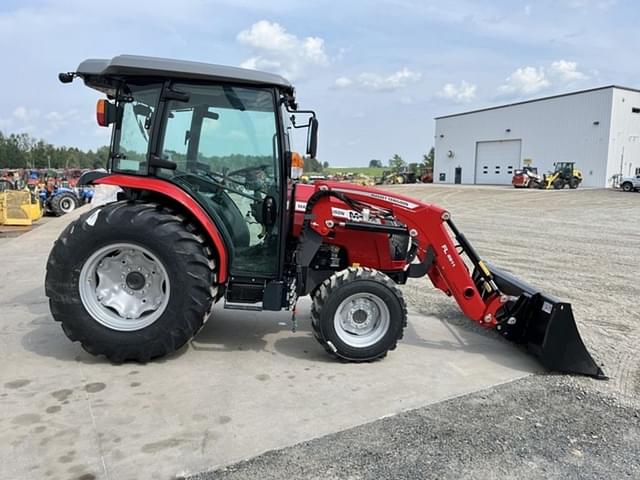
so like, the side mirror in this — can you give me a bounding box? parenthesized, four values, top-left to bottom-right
(96, 99, 117, 127)
(306, 117, 318, 159)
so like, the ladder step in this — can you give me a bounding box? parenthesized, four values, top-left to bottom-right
(223, 301, 263, 312)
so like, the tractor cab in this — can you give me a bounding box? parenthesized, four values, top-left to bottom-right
(64, 55, 317, 297)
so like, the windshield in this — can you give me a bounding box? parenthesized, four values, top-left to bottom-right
(112, 83, 162, 174)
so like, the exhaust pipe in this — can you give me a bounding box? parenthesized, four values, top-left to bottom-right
(481, 264, 606, 379)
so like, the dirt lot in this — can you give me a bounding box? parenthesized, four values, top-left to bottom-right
(389, 185, 640, 405)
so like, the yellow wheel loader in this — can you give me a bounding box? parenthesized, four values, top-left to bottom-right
(542, 162, 583, 189)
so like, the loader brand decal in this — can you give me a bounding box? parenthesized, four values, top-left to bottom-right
(441, 244, 456, 268)
(331, 188, 420, 209)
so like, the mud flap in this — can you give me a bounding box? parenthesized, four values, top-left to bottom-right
(483, 264, 606, 379)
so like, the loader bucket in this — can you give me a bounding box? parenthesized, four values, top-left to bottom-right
(484, 264, 606, 379)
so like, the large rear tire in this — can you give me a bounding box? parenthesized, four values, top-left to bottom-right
(45, 201, 216, 362)
(51, 192, 78, 216)
(311, 268, 407, 362)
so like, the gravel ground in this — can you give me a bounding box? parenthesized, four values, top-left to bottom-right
(391, 185, 640, 405)
(192, 376, 640, 480)
(190, 185, 640, 479)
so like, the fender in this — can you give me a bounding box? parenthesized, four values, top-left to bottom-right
(94, 174, 228, 283)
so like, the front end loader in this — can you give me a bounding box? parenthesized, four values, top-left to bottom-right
(542, 162, 583, 189)
(45, 55, 604, 378)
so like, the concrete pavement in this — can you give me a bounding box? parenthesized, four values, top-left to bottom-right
(0, 208, 538, 480)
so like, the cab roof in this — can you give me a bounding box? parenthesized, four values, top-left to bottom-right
(74, 54, 293, 91)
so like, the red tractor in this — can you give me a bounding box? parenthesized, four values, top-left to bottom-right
(47, 56, 603, 378)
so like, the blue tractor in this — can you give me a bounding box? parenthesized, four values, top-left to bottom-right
(39, 186, 91, 216)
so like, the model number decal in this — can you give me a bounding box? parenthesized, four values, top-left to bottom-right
(331, 207, 362, 221)
(441, 244, 456, 268)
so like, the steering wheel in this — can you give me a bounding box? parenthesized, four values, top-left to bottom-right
(227, 164, 271, 177)
(205, 164, 272, 195)
(172, 172, 260, 202)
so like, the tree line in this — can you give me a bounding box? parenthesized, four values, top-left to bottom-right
(0, 131, 109, 169)
(369, 147, 434, 173)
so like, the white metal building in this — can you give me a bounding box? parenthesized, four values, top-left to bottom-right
(434, 86, 640, 187)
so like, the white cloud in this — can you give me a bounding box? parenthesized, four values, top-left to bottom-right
(237, 20, 329, 80)
(358, 68, 422, 91)
(498, 60, 588, 97)
(549, 60, 587, 82)
(13, 106, 40, 122)
(44, 109, 79, 133)
(335, 68, 422, 92)
(334, 77, 353, 88)
(499, 66, 550, 95)
(438, 80, 477, 103)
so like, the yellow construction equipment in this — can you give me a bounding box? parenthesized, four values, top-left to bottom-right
(0, 188, 43, 226)
(542, 162, 583, 189)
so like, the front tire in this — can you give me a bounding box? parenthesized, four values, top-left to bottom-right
(311, 268, 407, 362)
(622, 182, 633, 192)
(553, 179, 565, 189)
(45, 202, 216, 362)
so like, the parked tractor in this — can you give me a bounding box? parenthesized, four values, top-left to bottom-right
(541, 162, 583, 189)
(46, 55, 604, 378)
(39, 186, 81, 216)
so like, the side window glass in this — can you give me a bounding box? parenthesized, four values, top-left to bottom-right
(113, 84, 161, 174)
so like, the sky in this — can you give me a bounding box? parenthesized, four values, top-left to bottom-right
(0, 0, 638, 166)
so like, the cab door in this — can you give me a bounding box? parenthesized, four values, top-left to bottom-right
(155, 83, 284, 288)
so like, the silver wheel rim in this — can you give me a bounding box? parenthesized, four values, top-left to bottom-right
(333, 293, 390, 348)
(79, 242, 170, 331)
(60, 197, 75, 212)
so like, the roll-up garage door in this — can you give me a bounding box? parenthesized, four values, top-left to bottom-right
(475, 140, 521, 185)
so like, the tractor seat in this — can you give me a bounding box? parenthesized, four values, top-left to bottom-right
(202, 192, 251, 250)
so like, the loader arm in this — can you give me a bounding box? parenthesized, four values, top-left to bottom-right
(302, 182, 503, 325)
(297, 181, 605, 379)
